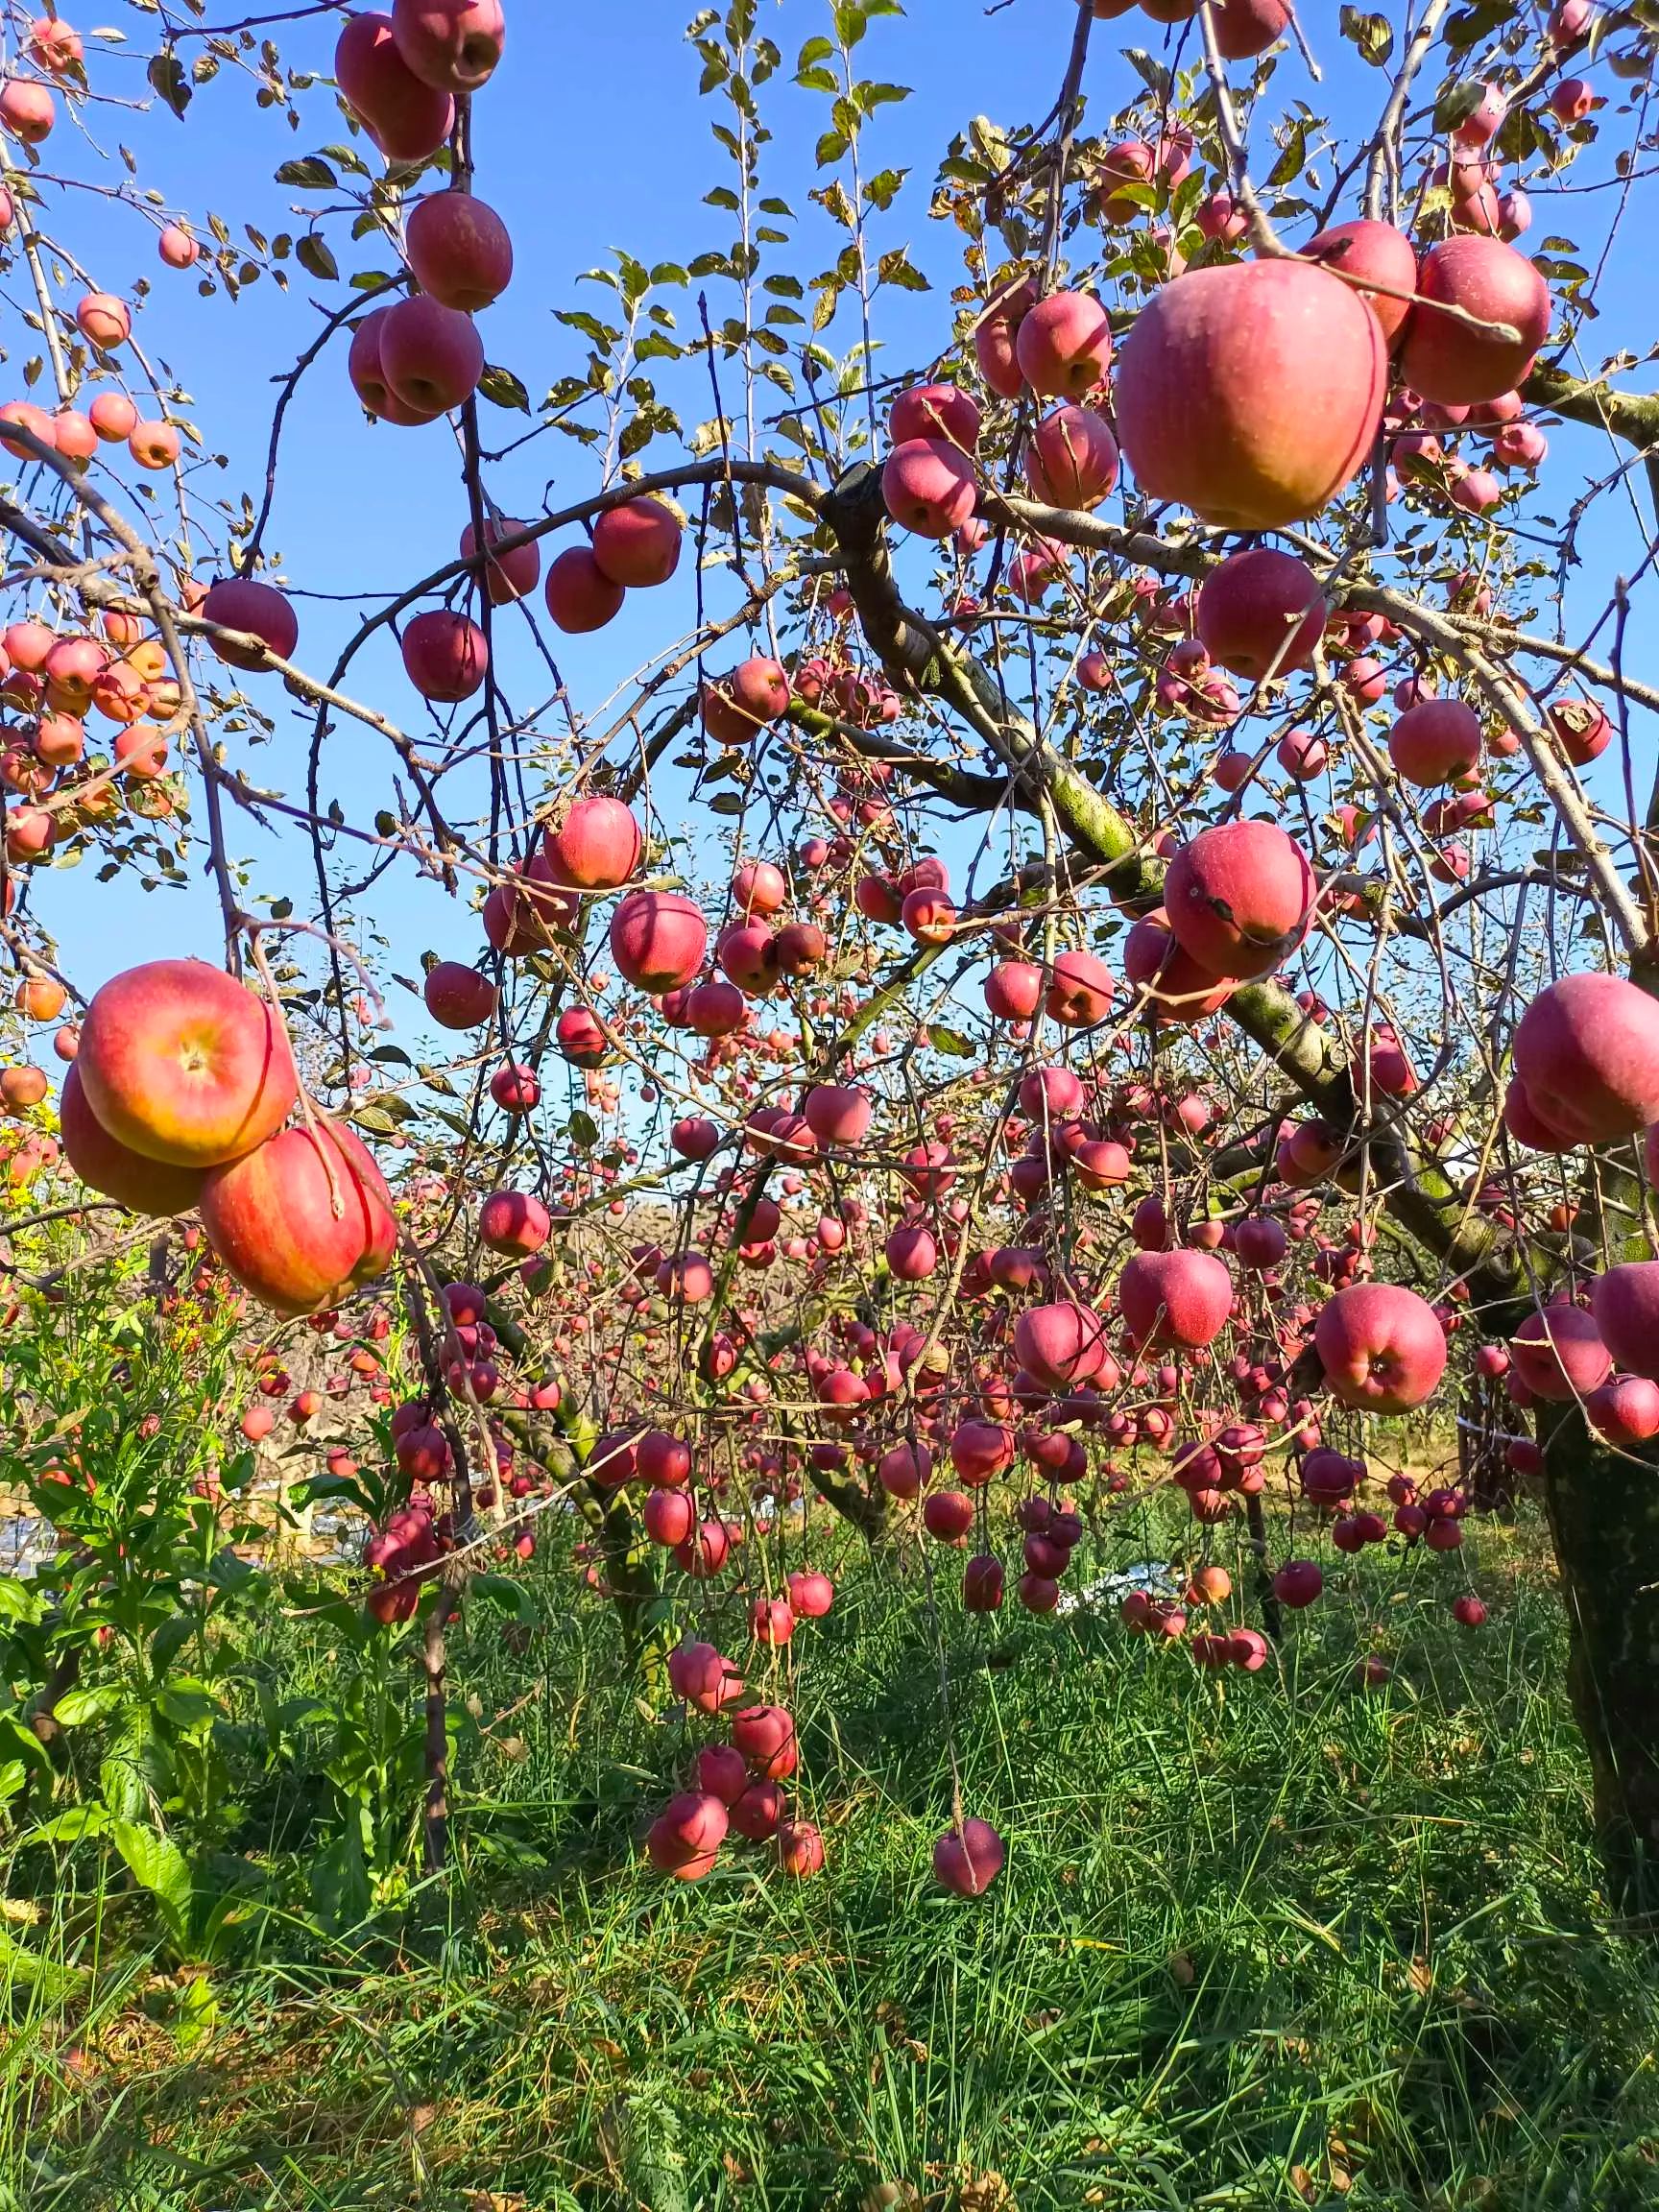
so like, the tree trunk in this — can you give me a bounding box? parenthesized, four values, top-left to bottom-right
(1540, 1403, 1659, 1913)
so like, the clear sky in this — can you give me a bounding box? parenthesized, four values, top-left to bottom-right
(12, 1, 1653, 1043)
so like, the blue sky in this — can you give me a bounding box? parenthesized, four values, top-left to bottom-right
(12, 1, 1654, 1045)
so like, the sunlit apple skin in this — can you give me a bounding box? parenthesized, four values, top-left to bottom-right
(200, 1120, 396, 1317)
(349, 307, 444, 426)
(60, 1061, 204, 1216)
(77, 959, 298, 1169)
(1115, 259, 1386, 529)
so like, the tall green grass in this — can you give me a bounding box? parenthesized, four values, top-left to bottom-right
(4, 1505, 1657, 2211)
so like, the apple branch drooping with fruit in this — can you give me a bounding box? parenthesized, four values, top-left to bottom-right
(4, 0, 1659, 1895)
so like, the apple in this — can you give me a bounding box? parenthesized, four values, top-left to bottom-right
(1592, 1263, 1659, 1382)
(479, 1189, 551, 1256)
(1022, 405, 1119, 510)
(776, 1819, 825, 1877)
(1304, 217, 1417, 347)
(88, 391, 138, 443)
(376, 295, 484, 416)
(1114, 259, 1386, 528)
(391, 0, 505, 94)
(610, 889, 707, 994)
(77, 959, 298, 1169)
(334, 11, 456, 161)
(1399, 236, 1551, 405)
(1273, 1560, 1323, 1609)
(881, 438, 978, 538)
(1046, 947, 1116, 1025)
(201, 578, 299, 670)
(128, 421, 180, 470)
(1118, 1249, 1233, 1350)
(543, 794, 641, 889)
(1123, 911, 1234, 1022)
(1211, 0, 1290, 58)
(459, 516, 538, 602)
(349, 306, 443, 424)
(973, 276, 1035, 399)
(1013, 1302, 1110, 1388)
(200, 1119, 396, 1316)
(1096, 139, 1155, 225)
(404, 189, 513, 311)
(731, 1702, 795, 1779)
(423, 961, 498, 1028)
(1194, 549, 1326, 681)
(646, 1789, 726, 1880)
(60, 1061, 204, 1216)
(1314, 1283, 1448, 1411)
(0, 80, 56, 144)
(1015, 290, 1114, 397)
(590, 496, 683, 588)
(933, 1816, 1004, 1895)
(401, 609, 488, 700)
(1510, 1303, 1612, 1402)
(890, 382, 981, 450)
(75, 293, 131, 351)
(1162, 820, 1314, 980)
(544, 545, 625, 632)
(1512, 973, 1659, 1145)
(1387, 697, 1481, 785)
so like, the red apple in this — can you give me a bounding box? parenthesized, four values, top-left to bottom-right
(77, 960, 298, 1169)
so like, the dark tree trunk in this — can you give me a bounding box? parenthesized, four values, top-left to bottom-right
(1540, 1403, 1659, 1914)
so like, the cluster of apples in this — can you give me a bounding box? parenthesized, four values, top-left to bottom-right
(0, 611, 188, 866)
(878, 159, 1554, 551)
(59, 958, 396, 1318)
(337, 4, 510, 427)
(649, 1651, 822, 1880)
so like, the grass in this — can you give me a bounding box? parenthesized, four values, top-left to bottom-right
(5, 1500, 1659, 2212)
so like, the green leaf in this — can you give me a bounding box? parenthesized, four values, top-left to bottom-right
(863, 167, 907, 210)
(275, 156, 337, 189)
(1266, 121, 1309, 189)
(112, 1818, 194, 1941)
(296, 232, 338, 282)
(471, 1574, 540, 1623)
(479, 364, 530, 412)
(926, 1023, 975, 1058)
(52, 1685, 124, 1728)
(569, 1110, 600, 1150)
(0, 1923, 85, 1998)
(30, 1805, 111, 1844)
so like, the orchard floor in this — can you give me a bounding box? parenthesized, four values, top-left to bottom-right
(6, 1504, 1659, 2212)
